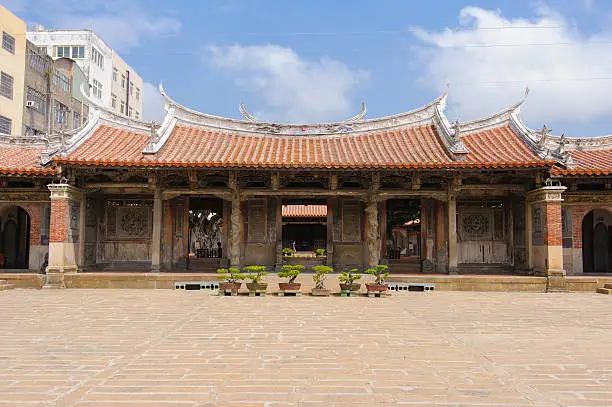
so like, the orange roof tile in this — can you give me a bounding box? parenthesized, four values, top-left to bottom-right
(551, 148, 612, 176)
(0, 146, 55, 175)
(55, 123, 552, 170)
(282, 205, 327, 218)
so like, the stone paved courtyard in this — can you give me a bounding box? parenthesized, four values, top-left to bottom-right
(0, 290, 611, 406)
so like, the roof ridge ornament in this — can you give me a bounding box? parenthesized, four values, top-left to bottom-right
(239, 101, 367, 124)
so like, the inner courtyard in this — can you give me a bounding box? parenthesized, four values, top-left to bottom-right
(0, 289, 610, 406)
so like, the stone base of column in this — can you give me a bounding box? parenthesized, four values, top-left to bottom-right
(150, 264, 161, 273)
(447, 265, 459, 275)
(43, 265, 77, 288)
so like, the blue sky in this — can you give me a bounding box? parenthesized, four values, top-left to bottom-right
(7, 0, 612, 136)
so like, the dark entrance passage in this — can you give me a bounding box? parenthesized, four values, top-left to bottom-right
(282, 200, 327, 254)
(386, 199, 421, 259)
(582, 209, 612, 273)
(0, 206, 30, 269)
(188, 198, 224, 271)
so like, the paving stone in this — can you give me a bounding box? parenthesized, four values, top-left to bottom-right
(0, 290, 611, 405)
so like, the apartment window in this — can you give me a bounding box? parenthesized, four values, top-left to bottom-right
(112, 67, 118, 81)
(129, 107, 133, 117)
(0, 72, 14, 99)
(130, 81, 134, 96)
(73, 112, 81, 129)
(54, 101, 68, 124)
(55, 46, 70, 58)
(71, 46, 85, 59)
(28, 52, 51, 74)
(0, 116, 11, 134)
(135, 111, 140, 120)
(27, 87, 47, 114)
(111, 94, 117, 108)
(92, 79, 103, 99)
(91, 47, 104, 69)
(37, 46, 48, 55)
(120, 100, 125, 114)
(53, 70, 71, 93)
(121, 75, 126, 88)
(136, 87, 140, 100)
(2, 32, 15, 54)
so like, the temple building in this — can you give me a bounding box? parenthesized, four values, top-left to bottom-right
(0, 85, 611, 291)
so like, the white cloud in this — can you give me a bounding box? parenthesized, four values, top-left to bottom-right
(411, 6, 612, 129)
(142, 82, 166, 122)
(208, 44, 369, 123)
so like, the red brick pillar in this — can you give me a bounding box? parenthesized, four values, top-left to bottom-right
(526, 186, 567, 292)
(45, 184, 83, 288)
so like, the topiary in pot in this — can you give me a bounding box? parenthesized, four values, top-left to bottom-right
(217, 267, 245, 295)
(311, 265, 333, 296)
(314, 248, 326, 257)
(338, 268, 362, 296)
(364, 264, 390, 294)
(244, 265, 269, 294)
(278, 264, 304, 294)
(282, 247, 293, 257)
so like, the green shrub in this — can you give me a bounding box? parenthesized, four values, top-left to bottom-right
(312, 265, 333, 289)
(314, 248, 326, 257)
(278, 264, 304, 283)
(282, 248, 293, 256)
(339, 268, 361, 286)
(216, 267, 245, 283)
(243, 265, 268, 283)
(364, 264, 390, 284)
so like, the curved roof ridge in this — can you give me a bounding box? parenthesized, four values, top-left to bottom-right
(457, 87, 530, 134)
(158, 82, 449, 136)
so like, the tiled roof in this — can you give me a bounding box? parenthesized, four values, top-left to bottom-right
(460, 126, 549, 168)
(551, 149, 612, 176)
(282, 205, 327, 218)
(59, 126, 151, 166)
(0, 146, 55, 175)
(56, 123, 553, 170)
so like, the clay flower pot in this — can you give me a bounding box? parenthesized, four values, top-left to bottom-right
(246, 282, 268, 292)
(340, 283, 361, 292)
(278, 282, 301, 292)
(311, 288, 332, 296)
(365, 283, 388, 293)
(219, 282, 241, 293)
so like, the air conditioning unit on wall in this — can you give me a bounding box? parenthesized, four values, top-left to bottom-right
(26, 100, 37, 108)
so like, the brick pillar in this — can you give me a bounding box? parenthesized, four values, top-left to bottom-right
(45, 184, 83, 288)
(526, 186, 568, 292)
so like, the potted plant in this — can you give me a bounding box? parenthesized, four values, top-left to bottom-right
(244, 265, 268, 295)
(314, 248, 326, 257)
(338, 268, 362, 296)
(311, 265, 333, 296)
(364, 264, 390, 295)
(278, 264, 304, 295)
(217, 267, 245, 295)
(282, 248, 293, 257)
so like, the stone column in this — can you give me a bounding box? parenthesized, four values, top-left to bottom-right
(365, 200, 380, 267)
(447, 196, 458, 274)
(275, 197, 283, 271)
(77, 194, 86, 270)
(526, 186, 568, 292)
(326, 198, 334, 267)
(525, 200, 534, 274)
(150, 186, 162, 272)
(45, 184, 83, 288)
(229, 192, 243, 267)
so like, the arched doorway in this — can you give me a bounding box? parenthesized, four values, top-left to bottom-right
(0, 206, 31, 269)
(582, 209, 612, 273)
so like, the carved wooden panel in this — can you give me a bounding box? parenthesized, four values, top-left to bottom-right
(117, 207, 150, 239)
(460, 211, 491, 240)
(342, 200, 362, 242)
(247, 199, 267, 242)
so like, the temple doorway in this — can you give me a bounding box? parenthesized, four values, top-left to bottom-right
(582, 209, 612, 273)
(0, 206, 30, 269)
(188, 198, 225, 270)
(282, 199, 327, 255)
(385, 199, 421, 259)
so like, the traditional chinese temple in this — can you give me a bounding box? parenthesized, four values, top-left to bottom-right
(1, 85, 611, 291)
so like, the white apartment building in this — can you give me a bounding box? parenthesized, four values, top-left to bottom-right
(26, 28, 143, 119)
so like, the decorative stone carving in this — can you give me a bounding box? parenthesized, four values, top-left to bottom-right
(462, 213, 490, 239)
(342, 201, 361, 242)
(365, 201, 380, 267)
(229, 193, 242, 266)
(118, 207, 149, 238)
(532, 205, 545, 246)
